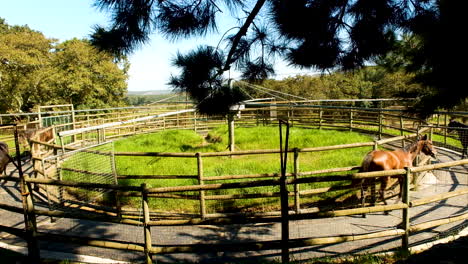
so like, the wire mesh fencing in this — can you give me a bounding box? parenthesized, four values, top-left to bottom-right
(40, 142, 118, 212)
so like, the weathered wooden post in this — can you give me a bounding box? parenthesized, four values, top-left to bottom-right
(59, 136, 65, 154)
(40, 158, 55, 222)
(141, 184, 153, 264)
(444, 114, 448, 144)
(110, 145, 121, 219)
(16, 128, 40, 262)
(228, 113, 235, 152)
(193, 112, 197, 133)
(56, 156, 64, 206)
(293, 148, 300, 213)
(319, 108, 323, 129)
(402, 167, 411, 251)
(349, 109, 353, 131)
(196, 153, 206, 218)
(400, 116, 405, 148)
(71, 104, 76, 143)
(378, 110, 383, 140)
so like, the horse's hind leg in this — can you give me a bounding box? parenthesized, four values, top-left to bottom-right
(360, 183, 367, 218)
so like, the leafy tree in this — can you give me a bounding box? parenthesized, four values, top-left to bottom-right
(91, 0, 463, 116)
(0, 19, 129, 113)
(0, 19, 55, 112)
(49, 38, 129, 109)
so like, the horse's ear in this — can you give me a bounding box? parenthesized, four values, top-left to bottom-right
(421, 134, 428, 140)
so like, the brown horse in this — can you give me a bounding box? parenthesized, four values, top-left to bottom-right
(18, 127, 55, 155)
(356, 134, 437, 216)
(0, 142, 16, 184)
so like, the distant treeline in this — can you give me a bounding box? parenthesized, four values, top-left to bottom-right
(242, 66, 422, 105)
(126, 93, 188, 106)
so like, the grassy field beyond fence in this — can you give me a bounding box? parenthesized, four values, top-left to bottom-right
(63, 126, 374, 212)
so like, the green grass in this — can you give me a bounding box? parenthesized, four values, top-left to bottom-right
(103, 126, 373, 212)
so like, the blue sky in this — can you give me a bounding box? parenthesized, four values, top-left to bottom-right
(1, 0, 316, 92)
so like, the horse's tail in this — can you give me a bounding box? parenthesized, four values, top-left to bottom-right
(359, 151, 374, 173)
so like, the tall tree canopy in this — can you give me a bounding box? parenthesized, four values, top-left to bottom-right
(91, 0, 464, 116)
(0, 19, 129, 113)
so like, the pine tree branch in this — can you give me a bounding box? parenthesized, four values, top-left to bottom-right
(222, 0, 266, 72)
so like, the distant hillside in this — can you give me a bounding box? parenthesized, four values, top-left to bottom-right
(127, 90, 173, 96)
(126, 90, 189, 106)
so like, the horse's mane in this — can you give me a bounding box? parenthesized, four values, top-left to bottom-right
(403, 139, 419, 152)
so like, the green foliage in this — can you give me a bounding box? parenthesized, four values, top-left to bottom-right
(49, 38, 128, 109)
(0, 19, 128, 113)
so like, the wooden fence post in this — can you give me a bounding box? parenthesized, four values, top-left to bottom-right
(56, 156, 64, 206)
(15, 128, 40, 262)
(280, 172, 290, 262)
(41, 158, 55, 222)
(193, 112, 197, 132)
(402, 167, 411, 251)
(196, 153, 206, 218)
(228, 114, 235, 152)
(378, 110, 383, 140)
(349, 109, 353, 131)
(444, 114, 448, 144)
(319, 108, 323, 129)
(141, 184, 153, 264)
(293, 148, 300, 213)
(400, 116, 405, 148)
(279, 120, 290, 263)
(110, 145, 121, 219)
(290, 109, 294, 127)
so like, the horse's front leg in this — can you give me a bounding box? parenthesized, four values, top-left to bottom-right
(396, 177, 404, 204)
(380, 178, 389, 215)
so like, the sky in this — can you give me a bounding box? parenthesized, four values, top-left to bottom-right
(0, 0, 316, 92)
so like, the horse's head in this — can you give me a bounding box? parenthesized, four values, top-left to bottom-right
(418, 134, 437, 159)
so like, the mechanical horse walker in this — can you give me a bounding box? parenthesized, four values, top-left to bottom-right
(355, 134, 437, 217)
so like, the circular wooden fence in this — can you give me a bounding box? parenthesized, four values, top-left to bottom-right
(1, 103, 467, 263)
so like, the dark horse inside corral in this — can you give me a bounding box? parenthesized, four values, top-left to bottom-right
(448, 119, 468, 159)
(356, 134, 437, 217)
(0, 142, 17, 183)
